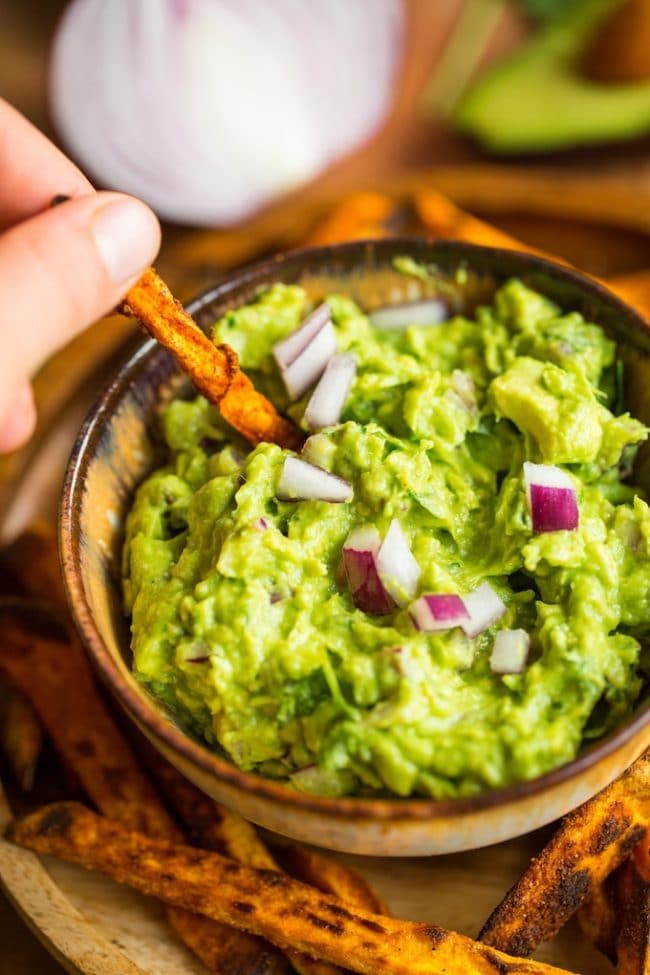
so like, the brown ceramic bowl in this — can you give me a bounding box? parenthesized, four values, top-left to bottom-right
(60, 238, 650, 856)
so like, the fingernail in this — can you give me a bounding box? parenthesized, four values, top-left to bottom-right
(92, 198, 160, 285)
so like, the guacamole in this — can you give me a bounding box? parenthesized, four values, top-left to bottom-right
(122, 277, 650, 799)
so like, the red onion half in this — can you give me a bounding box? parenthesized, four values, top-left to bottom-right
(409, 594, 469, 633)
(369, 298, 449, 331)
(277, 457, 352, 503)
(490, 629, 530, 675)
(50, 0, 404, 226)
(523, 462, 579, 534)
(342, 526, 394, 615)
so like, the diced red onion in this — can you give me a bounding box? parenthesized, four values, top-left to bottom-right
(369, 298, 448, 331)
(253, 517, 269, 531)
(460, 582, 507, 638)
(273, 304, 331, 369)
(277, 319, 337, 401)
(375, 519, 421, 606)
(181, 643, 211, 663)
(304, 353, 357, 431)
(409, 594, 469, 632)
(523, 462, 579, 533)
(451, 369, 476, 409)
(277, 457, 352, 503)
(490, 629, 530, 675)
(342, 525, 395, 615)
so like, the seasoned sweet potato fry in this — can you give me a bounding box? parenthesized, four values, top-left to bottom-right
(139, 740, 349, 975)
(480, 750, 650, 956)
(123, 267, 303, 450)
(614, 858, 650, 975)
(576, 870, 618, 962)
(9, 802, 580, 975)
(414, 190, 562, 263)
(0, 521, 69, 615)
(136, 738, 274, 869)
(415, 189, 650, 322)
(604, 269, 650, 323)
(304, 192, 402, 246)
(218, 368, 304, 450)
(633, 826, 650, 883)
(0, 607, 175, 835)
(0, 683, 43, 790)
(0, 604, 288, 975)
(123, 268, 237, 404)
(142, 740, 385, 917)
(277, 845, 387, 915)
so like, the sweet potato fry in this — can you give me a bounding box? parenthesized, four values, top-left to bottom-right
(575, 871, 618, 963)
(139, 739, 349, 975)
(0, 521, 69, 615)
(135, 738, 273, 869)
(304, 192, 402, 246)
(604, 270, 650, 324)
(414, 190, 562, 263)
(0, 603, 288, 974)
(277, 845, 387, 915)
(218, 368, 304, 450)
(142, 740, 385, 917)
(614, 858, 650, 975)
(0, 682, 43, 790)
(123, 267, 303, 450)
(480, 750, 650, 956)
(9, 801, 580, 975)
(634, 828, 650, 883)
(415, 189, 650, 323)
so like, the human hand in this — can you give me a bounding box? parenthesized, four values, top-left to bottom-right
(0, 99, 161, 452)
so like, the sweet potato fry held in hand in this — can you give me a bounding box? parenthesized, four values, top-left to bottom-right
(123, 267, 303, 450)
(8, 801, 580, 975)
(480, 749, 650, 956)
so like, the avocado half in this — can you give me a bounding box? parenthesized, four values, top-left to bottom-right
(453, 0, 650, 153)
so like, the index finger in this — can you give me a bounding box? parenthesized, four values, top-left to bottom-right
(0, 99, 93, 230)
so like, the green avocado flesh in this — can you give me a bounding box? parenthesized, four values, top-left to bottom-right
(454, 0, 650, 153)
(122, 276, 650, 799)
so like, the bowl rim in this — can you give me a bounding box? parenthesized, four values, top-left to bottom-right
(60, 236, 650, 822)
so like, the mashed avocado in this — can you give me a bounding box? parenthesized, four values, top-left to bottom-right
(122, 278, 650, 799)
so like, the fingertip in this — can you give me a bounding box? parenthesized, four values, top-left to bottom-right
(0, 383, 37, 454)
(92, 193, 161, 287)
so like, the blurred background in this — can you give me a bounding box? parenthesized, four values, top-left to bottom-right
(4, 0, 650, 295)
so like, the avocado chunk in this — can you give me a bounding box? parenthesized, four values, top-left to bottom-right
(453, 0, 650, 153)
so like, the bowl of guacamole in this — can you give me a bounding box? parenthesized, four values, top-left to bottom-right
(61, 239, 650, 855)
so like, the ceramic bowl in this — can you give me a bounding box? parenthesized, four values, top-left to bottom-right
(60, 238, 650, 856)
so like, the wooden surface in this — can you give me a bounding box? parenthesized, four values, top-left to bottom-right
(1, 1, 650, 971)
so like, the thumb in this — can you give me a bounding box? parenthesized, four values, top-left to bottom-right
(0, 191, 160, 449)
